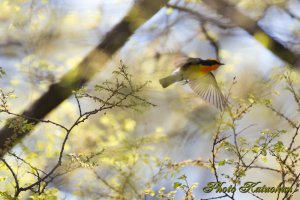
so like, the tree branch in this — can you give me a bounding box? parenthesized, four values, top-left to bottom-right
(0, 0, 166, 157)
(202, 0, 299, 67)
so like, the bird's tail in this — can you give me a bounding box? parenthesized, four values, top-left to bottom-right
(159, 74, 182, 88)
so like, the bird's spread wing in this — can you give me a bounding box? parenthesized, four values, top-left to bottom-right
(188, 72, 227, 110)
(174, 56, 189, 69)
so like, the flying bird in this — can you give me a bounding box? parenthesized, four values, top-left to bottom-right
(159, 57, 227, 110)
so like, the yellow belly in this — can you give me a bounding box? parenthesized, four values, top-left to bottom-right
(183, 65, 206, 79)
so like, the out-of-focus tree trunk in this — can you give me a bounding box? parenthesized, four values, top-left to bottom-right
(202, 0, 300, 67)
(0, 0, 167, 157)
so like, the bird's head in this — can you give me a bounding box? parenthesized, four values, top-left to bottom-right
(181, 57, 225, 70)
(205, 58, 225, 67)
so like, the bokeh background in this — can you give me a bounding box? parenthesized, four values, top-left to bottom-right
(0, 0, 300, 199)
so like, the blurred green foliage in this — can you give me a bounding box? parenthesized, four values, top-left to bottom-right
(0, 0, 300, 199)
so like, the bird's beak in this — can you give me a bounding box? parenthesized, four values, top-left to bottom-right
(220, 63, 225, 65)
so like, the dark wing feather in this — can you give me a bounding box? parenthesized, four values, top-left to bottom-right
(189, 72, 227, 110)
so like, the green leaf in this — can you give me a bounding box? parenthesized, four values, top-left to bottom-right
(173, 182, 182, 189)
(0, 67, 6, 78)
(218, 160, 226, 166)
(261, 156, 268, 162)
(190, 182, 199, 189)
(274, 141, 285, 153)
(0, 192, 14, 200)
(178, 174, 187, 180)
(261, 149, 267, 156)
(252, 146, 260, 153)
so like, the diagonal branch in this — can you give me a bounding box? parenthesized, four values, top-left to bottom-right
(168, 1, 299, 67)
(0, 0, 166, 157)
(201, 0, 299, 66)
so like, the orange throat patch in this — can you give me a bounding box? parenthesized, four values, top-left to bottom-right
(200, 64, 219, 73)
